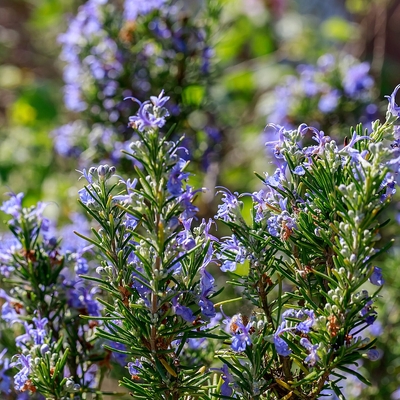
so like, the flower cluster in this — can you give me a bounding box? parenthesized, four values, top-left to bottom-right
(265, 53, 378, 137)
(4, 62, 400, 398)
(213, 87, 400, 398)
(76, 92, 226, 398)
(53, 0, 222, 171)
(0, 194, 113, 398)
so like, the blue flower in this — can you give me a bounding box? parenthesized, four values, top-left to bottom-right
(366, 349, 380, 361)
(0, 290, 22, 324)
(300, 338, 320, 366)
(385, 84, 400, 117)
(273, 322, 291, 356)
(167, 159, 189, 196)
(296, 310, 315, 334)
(267, 215, 280, 237)
(220, 260, 237, 272)
(199, 259, 216, 319)
(179, 186, 200, 220)
(172, 296, 195, 322)
(231, 323, 252, 352)
(343, 62, 373, 97)
(219, 364, 234, 396)
(176, 219, 196, 250)
(264, 167, 286, 189)
(127, 359, 143, 376)
(78, 187, 98, 207)
(264, 123, 287, 159)
(75, 257, 89, 275)
(223, 313, 253, 352)
(124, 0, 167, 21)
(0, 349, 11, 394)
(215, 188, 239, 222)
(218, 235, 246, 272)
(12, 354, 31, 391)
(127, 92, 170, 132)
(370, 267, 384, 286)
(150, 89, 170, 108)
(318, 89, 339, 113)
(0, 193, 24, 218)
(198, 297, 215, 318)
(68, 287, 101, 316)
(200, 259, 215, 298)
(173, 301, 195, 323)
(293, 165, 306, 176)
(27, 316, 49, 346)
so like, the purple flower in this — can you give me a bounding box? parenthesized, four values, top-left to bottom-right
(68, 287, 101, 316)
(223, 313, 253, 352)
(131, 268, 151, 306)
(108, 341, 128, 366)
(58, 0, 122, 114)
(218, 364, 233, 397)
(360, 300, 377, 325)
(179, 186, 200, 220)
(293, 165, 306, 176)
(0, 349, 11, 394)
(0, 236, 19, 277)
(267, 215, 280, 237)
(167, 159, 189, 196)
(198, 297, 215, 318)
(385, 84, 400, 117)
(127, 359, 142, 376)
(127, 93, 169, 132)
(12, 354, 31, 391)
(124, 0, 167, 21)
(380, 173, 396, 202)
(369, 267, 384, 286)
(1, 193, 24, 218)
(264, 124, 287, 159)
(318, 89, 339, 113)
(200, 258, 215, 298)
(298, 64, 318, 96)
(15, 321, 41, 348)
(343, 62, 373, 97)
(78, 186, 98, 207)
(296, 310, 315, 334)
(60, 213, 91, 253)
(150, 89, 170, 108)
(300, 338, 320, 366)
(51, 121, 85, 157)
(264, 167, 286, 188)
(366, 349, 381, 361)
(173, 300, 195, 322)
(219, 235, 246, 272)
(30, 316, 48, 346)
(75, 257, 89, 275)
(199, 257, 216, 319)
(215, 188, 239, 222)
(274, 322, 291, 356)
(114, 177, 139, 203)
(177, 218, 196, 251)
(201, 218, 219, 243)
(303, 128, 331, 156)
(201, 46, 214, 74)
(0, 290, 23, 324)
(231, 321, 252, 352)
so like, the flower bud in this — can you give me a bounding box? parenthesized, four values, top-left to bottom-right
(40, 344, 49, 356)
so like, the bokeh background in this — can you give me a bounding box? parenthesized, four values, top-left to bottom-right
(1, 0, 400, 398)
